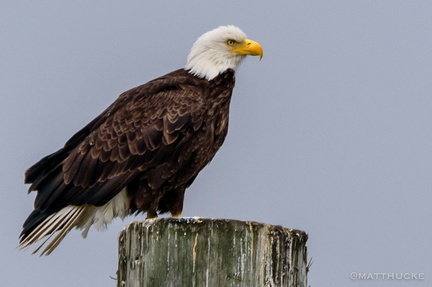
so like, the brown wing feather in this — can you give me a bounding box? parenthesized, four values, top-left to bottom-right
(25, 69, 206, 219)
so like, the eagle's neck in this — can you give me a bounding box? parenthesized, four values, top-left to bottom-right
(185, 49, 245, 81)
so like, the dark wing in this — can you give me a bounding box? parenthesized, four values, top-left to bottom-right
(21, 69, 207, 239)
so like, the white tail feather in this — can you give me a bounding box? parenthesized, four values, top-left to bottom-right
(19, 189, 130, 255)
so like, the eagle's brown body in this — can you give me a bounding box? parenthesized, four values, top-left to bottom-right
(21, 69, 234, 248)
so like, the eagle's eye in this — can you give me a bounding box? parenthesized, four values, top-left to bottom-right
(226, 39, 236, 46)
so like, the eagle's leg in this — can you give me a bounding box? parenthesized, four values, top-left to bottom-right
(168, 188, 185, 218)
(157, 188, 185, 218)
(146, 196, 160, 219)
(146, 210, 158, 219)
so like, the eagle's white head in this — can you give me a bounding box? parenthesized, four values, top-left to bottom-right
(185, 25, 263, 81)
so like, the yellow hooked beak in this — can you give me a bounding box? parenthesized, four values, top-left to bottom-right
(230, 39, 263, 60)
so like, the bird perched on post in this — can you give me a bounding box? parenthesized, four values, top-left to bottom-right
(19, 25, 263, 255)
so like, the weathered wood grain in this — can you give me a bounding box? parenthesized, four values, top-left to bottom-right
(117, 218, 308, 287)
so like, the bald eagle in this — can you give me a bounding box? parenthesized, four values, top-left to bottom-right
(19, 25, 263, 255)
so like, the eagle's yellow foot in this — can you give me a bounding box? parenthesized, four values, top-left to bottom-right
(171, 213, 182, 218)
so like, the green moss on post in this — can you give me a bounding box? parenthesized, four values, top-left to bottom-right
(117, 218, 308, 287)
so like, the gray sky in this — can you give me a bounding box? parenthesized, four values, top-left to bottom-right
(2, 1, 432, 286)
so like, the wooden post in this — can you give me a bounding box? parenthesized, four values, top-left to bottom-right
(117, 218, 308, 287)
